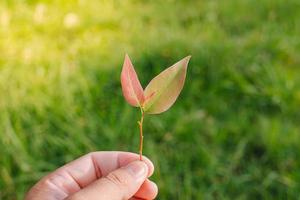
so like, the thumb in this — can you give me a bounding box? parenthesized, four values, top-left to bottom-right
(67, 161, 149, 200)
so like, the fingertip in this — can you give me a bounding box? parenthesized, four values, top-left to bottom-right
(141, 155, 155, 177)
(134, 179, 158, 200)
(123, 161, 149, 183)
(148, 179, 158, 199)
(117, 152, 155, 177)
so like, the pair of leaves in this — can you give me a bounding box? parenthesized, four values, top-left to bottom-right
(121, 54, 191, 114)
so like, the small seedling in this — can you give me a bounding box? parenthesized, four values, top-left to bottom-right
(121, 54, 191, 160)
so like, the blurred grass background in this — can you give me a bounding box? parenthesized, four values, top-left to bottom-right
(1, 0, 300, 199)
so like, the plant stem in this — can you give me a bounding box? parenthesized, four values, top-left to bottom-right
(138, 107, 144, 161)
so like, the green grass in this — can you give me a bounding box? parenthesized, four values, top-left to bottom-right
(1, 0, 300, 199)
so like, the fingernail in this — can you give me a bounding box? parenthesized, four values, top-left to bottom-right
(124, 161, 148, 182)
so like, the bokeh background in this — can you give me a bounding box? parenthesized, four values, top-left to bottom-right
(1, 0, 300, 199)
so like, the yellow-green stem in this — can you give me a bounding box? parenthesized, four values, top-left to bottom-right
(138, 107, 144, 161)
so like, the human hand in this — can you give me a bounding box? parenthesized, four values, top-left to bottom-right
(25, 151, 158, 200)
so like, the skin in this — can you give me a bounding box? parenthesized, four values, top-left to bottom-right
(25, 151, 158, 200)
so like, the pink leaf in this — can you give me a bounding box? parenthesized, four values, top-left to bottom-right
(143, 56, 191, 114)
(121, 54, 145, 107)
